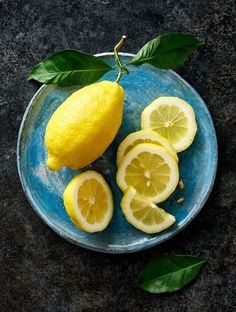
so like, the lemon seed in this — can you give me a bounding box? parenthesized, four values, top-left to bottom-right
(179, 179, 184, 189)
(177, 197, 185, 203)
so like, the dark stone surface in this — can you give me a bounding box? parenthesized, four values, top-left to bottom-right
(0, 0, 236, 311)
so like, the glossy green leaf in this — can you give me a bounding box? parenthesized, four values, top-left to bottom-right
(28, 49, 112, 86)
(129, 33, 203, 69)
(138, 255, 206, 294)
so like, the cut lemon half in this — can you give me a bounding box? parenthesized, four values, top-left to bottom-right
(121, 187, 175, 234)
(141, 97, 197, 152)
(116, 143, 179, 203)
(63, 171, 113, 233)
(116, 129, 178, 167)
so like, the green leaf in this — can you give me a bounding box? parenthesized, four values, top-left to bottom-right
(129, 33, 203, 69)
(138, 255, 206, 294)
(28, 49, 112, 86)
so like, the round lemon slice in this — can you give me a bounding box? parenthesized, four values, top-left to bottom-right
(121, 187, 175, 234)
(141, 97, 197, 152)
(116, 129, 178, 167)
(63, 171, 113, 233)
(116, 143, 179, 203)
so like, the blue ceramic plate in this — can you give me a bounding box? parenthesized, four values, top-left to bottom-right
(17, 53, 217, 253)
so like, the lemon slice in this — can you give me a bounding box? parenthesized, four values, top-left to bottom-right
(141, 97, 197, 152)
(63, 171, 113, 233)
(116, 129, 178, 167)
(116, 143, 179, 203)
(121, 187, 175, 234)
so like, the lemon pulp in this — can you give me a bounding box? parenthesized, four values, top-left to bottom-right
(116, 143, 179, 203)
(141, 97, 197, 152)
(121, 187, 175, 233)
(116, 129, 178, 167)
(63, 171, 113, 233)
(78, 178, 108, 224)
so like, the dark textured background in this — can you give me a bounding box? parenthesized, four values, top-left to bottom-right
(1, 0, 236, 311)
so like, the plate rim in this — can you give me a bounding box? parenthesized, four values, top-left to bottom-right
(17, 52, 218, 254)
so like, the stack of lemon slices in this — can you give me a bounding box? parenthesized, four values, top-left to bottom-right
(116, 97, 197, 234)
(63, 96, 197, 234)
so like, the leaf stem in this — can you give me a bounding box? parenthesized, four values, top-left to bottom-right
(114, 35, 129, 83)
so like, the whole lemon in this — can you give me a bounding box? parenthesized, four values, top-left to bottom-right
(45, 80, 125, 170)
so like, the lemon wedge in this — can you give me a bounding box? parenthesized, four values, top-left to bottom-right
(121, 187, 175, 233)
(141, 97, 197, 152)
(63, 171, 113, 233)
(116, 129, 178, 167)
(116, 143, 179, 203)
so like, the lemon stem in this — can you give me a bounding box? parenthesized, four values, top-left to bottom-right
(114, 35, 129, 83)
